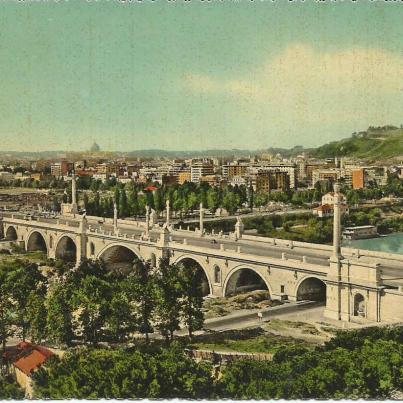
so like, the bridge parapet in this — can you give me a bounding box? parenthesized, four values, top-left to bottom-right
(342, 246, 403, 264)
(1, 216, 81, 234)
(168, 240, 328, 276)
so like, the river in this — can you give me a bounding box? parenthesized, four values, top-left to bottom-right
(344, 232, 403, 255)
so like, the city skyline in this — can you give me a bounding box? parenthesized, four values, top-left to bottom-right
(1, 1, 403, 152)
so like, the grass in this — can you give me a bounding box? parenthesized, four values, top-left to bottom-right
(265, 319, 320, 335)
(313, 127, 403, 161)
(0, 251, 48, 264)
(189, 327, 316, 354)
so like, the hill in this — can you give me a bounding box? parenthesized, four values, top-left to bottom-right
(312, 126, 403, 161)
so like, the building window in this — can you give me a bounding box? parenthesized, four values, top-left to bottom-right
(214, 266, 221, 284)
(281, 285, 285, 294)
(353, 293, 366, 317)
(150, 253, 156, 268)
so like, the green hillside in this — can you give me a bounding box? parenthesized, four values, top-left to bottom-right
(312, 126, 403, 160)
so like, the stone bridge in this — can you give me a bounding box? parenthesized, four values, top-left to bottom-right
(1, 185, 403, 324)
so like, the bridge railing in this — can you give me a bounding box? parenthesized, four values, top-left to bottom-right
(168, 239, 327, 272)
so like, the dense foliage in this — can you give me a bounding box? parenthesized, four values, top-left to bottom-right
(0, 257, 205, 352)
(30, 325, 403, 399)
(219, 326, 403, 399)
(312, 126, 403, 159)
(33, 344, 214, 399)
(0, 375, 24, 399)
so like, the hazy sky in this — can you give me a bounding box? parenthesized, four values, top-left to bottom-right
(1, 0, 403, 152)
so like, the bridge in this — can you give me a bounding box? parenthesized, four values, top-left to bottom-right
(0, 181, 402, 324)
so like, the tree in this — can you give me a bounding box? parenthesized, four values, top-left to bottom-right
(4, 260, 47, 341)
(145, 190, 155, 210)
(72, 276, 112, 345)
(178, 261, 204, 338)
(0, 265, 14, 368)
(207, 189, 219, 213)
(153, 188, 164, 214)
(46, 285, 74, 347)
(255, 191, 268, 207)
(0, 376, 24, 399)
(248, 185, 254, 209)
(33, 346, 214, 399)
(172, 190, 183, 216)
(106, 286, 133, 342)
(119, 189, 129, 218)
(154, 258, 182, 343)
(128, 190, 140, 217)
(94, 191, 101, 216)
(125, 260, 156, 343)
(83, 192, 89, 213)
(187, 192, 199, 212)
(155, 344, 214, 398)
(222, 191, 240, 215)
(26, 291, 47, 343)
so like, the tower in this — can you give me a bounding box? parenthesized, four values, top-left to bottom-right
(332, 182, 342, 259)
(113, 201, 118, 234)
(199, 202, 204, 235)
(324, 182, 344, 321)
(71, 172, 78, 214)
(166, 199, 170, 226)
(60, 172, 78, 216)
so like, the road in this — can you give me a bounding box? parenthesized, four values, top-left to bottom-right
(203, 301, 321, 331)
(170, 208, 312, 225)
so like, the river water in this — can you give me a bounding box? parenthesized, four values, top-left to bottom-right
(344, 232, 403, 255)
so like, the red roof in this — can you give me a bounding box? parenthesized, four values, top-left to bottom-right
(144, 185, 158, 191)
(13, 343, 54, 376)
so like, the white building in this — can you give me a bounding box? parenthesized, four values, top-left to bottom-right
(191, 160, 214, 183)
(0, 171, 14, 181)
(322, 192, 347, 205)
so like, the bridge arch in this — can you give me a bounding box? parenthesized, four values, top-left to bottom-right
(5, 226, 18, 241)
(172, 255, 212, 297)
(55, 234, 77, 262)
(97, 243, 142, 273)
(295, 276, 326, 302)
(223, 265, 272, 298)
(26, 230, 48, 253)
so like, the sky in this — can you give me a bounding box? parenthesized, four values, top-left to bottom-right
(0, 0, 403, 152)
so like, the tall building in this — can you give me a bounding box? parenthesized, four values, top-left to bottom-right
(312, 169, 340, 187)
(222, 163, 248, 178)
(352, 167, 388, 189)
(352, 169, 365, 189)
(191, 160, 214, 183)
(252, 170, 290, 193)
(178, 171, 191, 184)
(50, 161, 72, 178)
